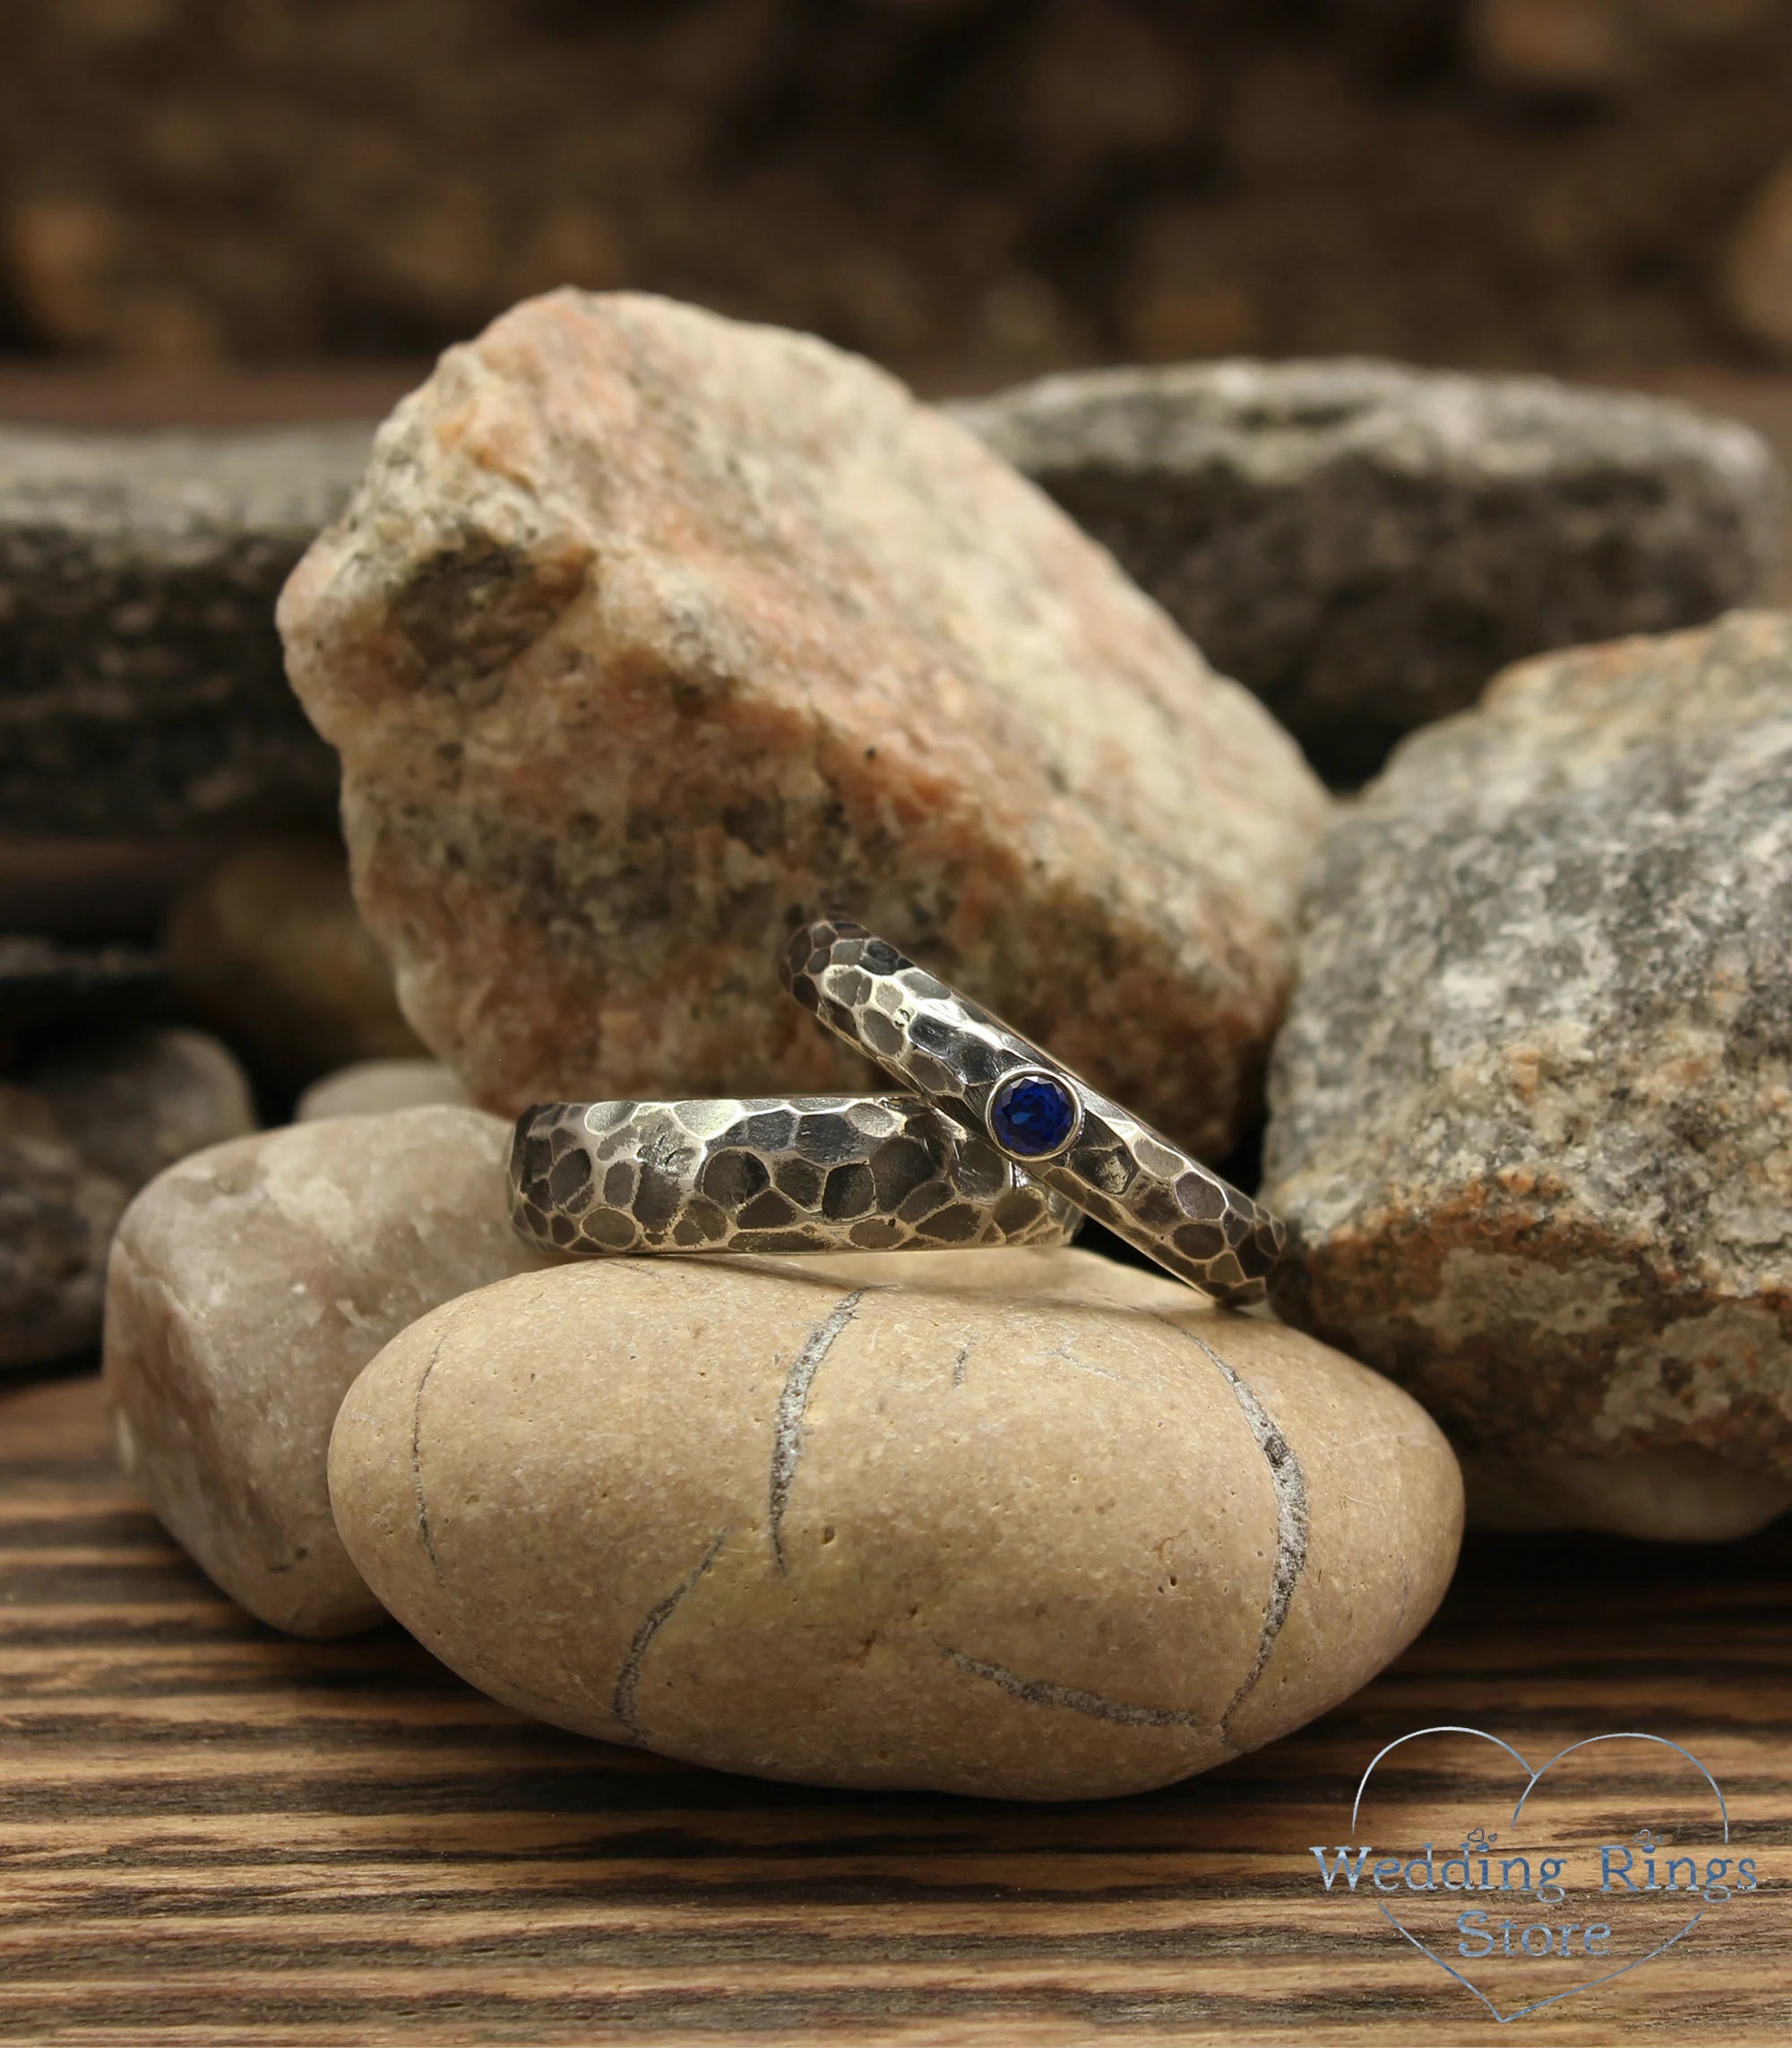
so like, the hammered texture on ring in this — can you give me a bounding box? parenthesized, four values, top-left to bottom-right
(509, 1094, 1082, 1259)
(781, 917, 1286, 1305)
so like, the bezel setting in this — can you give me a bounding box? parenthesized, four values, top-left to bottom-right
(985, 1067, 1083, 1163)
(782, 916, 1288, 1305)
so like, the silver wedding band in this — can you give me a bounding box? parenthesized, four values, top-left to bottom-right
(509, 1093, 1081, 1260)
(781, 917, 1285, 1305)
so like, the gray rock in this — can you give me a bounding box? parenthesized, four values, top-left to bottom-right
(1263, 610, 1792, 1534)
(1, 1027, 255, 1368)
(955, 359, 1784, 785)
(0, 1086, 128, 1370)
(0, 425, 372, 834)
(32, 1027, 257, 1191)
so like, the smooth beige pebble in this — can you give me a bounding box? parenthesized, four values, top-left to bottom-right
(330, 1246, 1461, 1799)
(105, 1106, 547, 1636)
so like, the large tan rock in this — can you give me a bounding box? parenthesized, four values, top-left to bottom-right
(329, 1247, 1461, 1800)
(278, 289, 1328, 1159)
(103, 1106, 547, 1637)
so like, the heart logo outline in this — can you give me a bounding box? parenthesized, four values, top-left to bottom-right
(1349, 1725, 1730, 2026)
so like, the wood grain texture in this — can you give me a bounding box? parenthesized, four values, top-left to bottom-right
(2, 1369, 1788, 2047)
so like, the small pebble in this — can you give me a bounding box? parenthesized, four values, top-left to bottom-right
(105, 1106, 549, 1636)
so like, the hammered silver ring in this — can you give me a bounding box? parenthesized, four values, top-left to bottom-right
(781, 917, 1286, 1306)
(509, 1093, 1083, 1260)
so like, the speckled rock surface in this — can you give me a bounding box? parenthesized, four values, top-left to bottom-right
(3, 1028, 254, 1370)
(280, 290, 1328, 1160)
(33, 1027, 256, 1192)
(104, 1106, 547, 1637)
(329, 1246, 1460, 1800)
(955, 360, 1784, 785)
(296, 1059, 470, 1121)
(1265, 611, 1792, 1522)
(0, 1086, 129, 1370)
(0, 425, 369, 834)
(165, 841, 425, 1091)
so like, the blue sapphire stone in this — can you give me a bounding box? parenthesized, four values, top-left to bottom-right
(988, 1073, 1077, 1158)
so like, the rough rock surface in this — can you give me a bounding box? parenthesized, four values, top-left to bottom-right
(165, 841, 425, 1092)
(0, 1086, 129, 1370)
(33, 1027, 256, 1192)
(296, 1059, 470, 1122)
(955, 360, 1784, 785)
(1265, 610, 1792, 1524)
(3, 1028, 254, 1369)
(329, 1246, 1460, 1800)
(0, 426, 370, 835)
(280, 290, 1328, 1160)
(104, 1106, 547, 1636)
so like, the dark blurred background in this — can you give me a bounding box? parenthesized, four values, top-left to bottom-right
(3, 0, 1792, 405)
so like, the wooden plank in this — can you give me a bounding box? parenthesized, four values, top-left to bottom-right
(1, 1370, 1788, 2046)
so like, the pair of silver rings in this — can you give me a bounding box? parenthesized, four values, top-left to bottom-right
(508, 917, 1285, 1307)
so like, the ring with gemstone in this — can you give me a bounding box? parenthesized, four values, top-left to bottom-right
(780, 917, 1286, 1305)
(509, 1093, 1083, 1260)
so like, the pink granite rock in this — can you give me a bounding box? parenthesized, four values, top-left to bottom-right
(279, 290, 1326, 1159)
